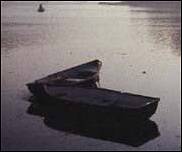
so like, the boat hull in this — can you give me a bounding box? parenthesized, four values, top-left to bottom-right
(27, 79, 99, 97)
(38, 86, 160, 121)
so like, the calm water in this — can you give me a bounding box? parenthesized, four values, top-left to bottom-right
(1, 1, 181, 151)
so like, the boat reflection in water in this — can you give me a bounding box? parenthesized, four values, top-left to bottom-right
(27, 90, 160, 147)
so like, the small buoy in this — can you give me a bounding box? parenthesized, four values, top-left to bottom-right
(142, 71, 146, 74)
(38, 4, 45, 12)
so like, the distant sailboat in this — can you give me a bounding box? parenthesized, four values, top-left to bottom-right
(38, 3, 45, 12)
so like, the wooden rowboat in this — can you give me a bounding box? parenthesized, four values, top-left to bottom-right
(26, 60, 102, 96)
(40, 85, 160, 120)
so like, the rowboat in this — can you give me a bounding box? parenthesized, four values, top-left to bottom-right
(40, 85, 160, 120)
(26, 60, 102, 96)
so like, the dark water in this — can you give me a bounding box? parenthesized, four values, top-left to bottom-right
(1, 1, 181, 151)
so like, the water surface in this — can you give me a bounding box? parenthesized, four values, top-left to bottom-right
(1, 1, 181, 151)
